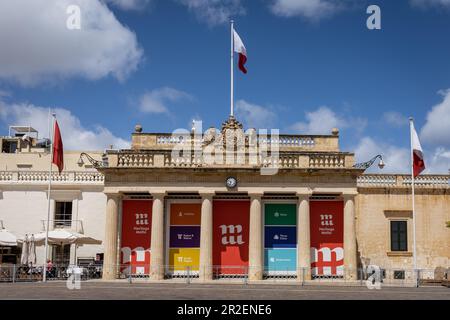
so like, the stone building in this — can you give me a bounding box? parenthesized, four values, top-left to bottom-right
(0, 119, 448, 283)
(99, 117, 450, 282)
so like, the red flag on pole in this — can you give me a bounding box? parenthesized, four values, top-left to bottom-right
(233, 29, 247, 74)
(52, 120, 64, 173)
(411, 121, 425, 177)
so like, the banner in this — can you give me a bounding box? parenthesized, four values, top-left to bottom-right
(121, 200, 152, 275)
(310, 201, 344, 276)
(169, 248, 200, 272)
(168, 203, 201, 273)
(264, 249, 297, 274)
(264, 203, 297, 274)
(264, 226, 296, 248)
(213, 200, 250, 275)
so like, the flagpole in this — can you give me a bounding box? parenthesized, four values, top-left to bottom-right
(409, 117, 418, 287)
(230, 19, 234, 117)
(43, 113, 56, 282)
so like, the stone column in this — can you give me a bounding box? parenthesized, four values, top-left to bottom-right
(150, 192, 166, 280)
(343, 194, 358, 280)
(199, 192, 214, 281)
(102, 193, 120, 280)
(297, 194, 311, 281)
(248, 193, 263, 281)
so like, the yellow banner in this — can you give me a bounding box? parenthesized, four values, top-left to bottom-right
(169, 248, 200, 272)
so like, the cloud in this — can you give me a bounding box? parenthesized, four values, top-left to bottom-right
(269, 0, 344, 20)
(177, 0, 245, 26)
(289, 106, 348, 135)
(104, 0, 152, 11)
(235, 100, 277, 129)
(0, 0, 143, 86)
(383, 111, 409, 127)
(354, 137, 450, 174)
(421, 89, 450, 148)
(138, 87, 193, 114)
(0, 99, 129, 151)
(354, 137, 411, 174)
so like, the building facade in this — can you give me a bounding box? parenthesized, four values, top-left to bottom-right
(0, 118, 449, 283)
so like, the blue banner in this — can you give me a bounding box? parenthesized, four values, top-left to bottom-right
(264, 226, 296, 248)
(264, 248, 297, 273)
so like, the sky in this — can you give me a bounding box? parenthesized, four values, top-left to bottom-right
(0, 0, 450, 174)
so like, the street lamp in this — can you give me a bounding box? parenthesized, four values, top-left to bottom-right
(353, 154, 385, 170)
(77, 152, 106, 168)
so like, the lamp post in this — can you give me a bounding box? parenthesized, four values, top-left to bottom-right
(77, 152, 107, 168)
(353, 154, 385, 171)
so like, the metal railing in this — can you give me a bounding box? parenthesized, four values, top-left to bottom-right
(1, 264, 448, 287)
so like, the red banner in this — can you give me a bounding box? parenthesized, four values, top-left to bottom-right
(310, 201, 344, 276)
(121, 200, 152, 275)
(213, 201, 250, 275)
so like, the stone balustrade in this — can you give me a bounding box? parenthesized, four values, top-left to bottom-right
(1, 170, 448, 189)
(357, 174, 450, 188)
(115, 151, 352, 169)
(132, 132, 338, 152)
(0, 171, 104, 184)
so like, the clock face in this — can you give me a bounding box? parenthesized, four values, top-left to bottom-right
(226, 177, 237, 188)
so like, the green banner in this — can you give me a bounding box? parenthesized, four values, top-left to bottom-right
(264, 203, 296, 226)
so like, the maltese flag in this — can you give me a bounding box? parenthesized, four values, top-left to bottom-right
(411, 121, 425, 177)
(234, 29, 247, 74)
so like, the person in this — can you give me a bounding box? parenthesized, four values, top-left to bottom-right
(46, 259, 54, 278)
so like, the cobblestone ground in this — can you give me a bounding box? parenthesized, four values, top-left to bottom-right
(0, 282, 449, 300)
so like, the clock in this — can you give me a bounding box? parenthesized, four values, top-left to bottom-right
(226, 177, 237, 189)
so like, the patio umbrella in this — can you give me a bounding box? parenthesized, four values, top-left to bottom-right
(28, 235, 37, 265)
(0, 229, 18, 247)
(31, 230, 102, 246)
(20, 234, 29, 265)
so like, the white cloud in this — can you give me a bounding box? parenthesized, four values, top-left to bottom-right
(0, 99, 129, 151)
(235, 100, 277, 129)
(104, 0, 152, 11)
(354, 137, 410, 174)
(270, 0, 343, 20)
(138, 87, 193, 114)
(177, 0, 245, 26)
(290, 106, 347, 135)
(421, 89, 450, 148)
(383, 111, 409, 127)
(354, 137, 450, 174)
(0, 0, 143, 86)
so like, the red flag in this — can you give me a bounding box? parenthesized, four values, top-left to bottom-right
(52, 120, 64, 174)
(233, 29, 247, 74)
(411, 121, 425, 177)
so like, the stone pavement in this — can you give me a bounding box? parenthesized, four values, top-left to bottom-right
(0, 282, 449, 300)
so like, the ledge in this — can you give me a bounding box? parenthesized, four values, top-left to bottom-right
(387, 251, 413, 257)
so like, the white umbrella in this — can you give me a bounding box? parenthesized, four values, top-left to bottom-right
(0, 229, 18, 247)
(31, 230, 102, 246)
(20, 234, 29, 265)
(28, 235, 37, 265)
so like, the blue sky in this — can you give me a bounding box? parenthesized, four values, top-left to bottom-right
(0, 0, 450, 173)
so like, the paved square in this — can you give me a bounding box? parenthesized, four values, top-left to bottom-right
(0, 282, 448, 300)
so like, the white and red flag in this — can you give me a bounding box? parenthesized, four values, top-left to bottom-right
(52, 120, 64, 174)
(233, 29, 247, 74)
(410, 121, 425, 177)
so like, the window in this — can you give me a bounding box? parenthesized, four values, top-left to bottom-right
(54, 201, 73, 228)
(2, 140, 17, 153)
(394, 270, 405, 280)
(391, 221, 407, 252)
